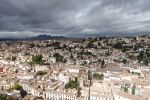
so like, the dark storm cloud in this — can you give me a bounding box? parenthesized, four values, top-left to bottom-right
(0, 0, 150, 37)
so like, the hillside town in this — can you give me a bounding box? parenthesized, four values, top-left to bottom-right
(0, 36, 150, 100)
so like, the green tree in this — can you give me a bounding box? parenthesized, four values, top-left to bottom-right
(0, 95, 5, 100)
(132, 84, 136, 95)
(113, 42, 123, 49)
(53, 53, 66, 63)
(123, 87, 128, 92)
(65, 80, 79, 89)
(122, 59, 127, 64)
(20, 89, 27, 98)
(144, 59, 149, 66)
(101, 59, 105, 65)
(37, 71, 47, 76)
(11, 56, 16, 61)
(137, 51, 145, 62)
(32, 54, 44, 64)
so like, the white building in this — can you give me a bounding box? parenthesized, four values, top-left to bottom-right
(34, 65, 50, 72)
(58, 73, 69, 84)
(43, 91, 77, 100)
(17, 72, 36, 80)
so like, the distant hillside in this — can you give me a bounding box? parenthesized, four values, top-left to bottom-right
(0, 38, 21, 41)
(27, 35, 67, 40)
(0, 35, 67, 41)
(66, 32, 150, 38)
(0, 33, 149, 41)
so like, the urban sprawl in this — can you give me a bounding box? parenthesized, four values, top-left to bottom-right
(0, 36, 150, 100)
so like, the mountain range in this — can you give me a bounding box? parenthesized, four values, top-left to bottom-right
(27, 35, 67, 40)
(0, 35, 67, 41)
(0, 33, 149, 41)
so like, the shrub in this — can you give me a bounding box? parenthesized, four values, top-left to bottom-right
(93, 73, 104, 80)
(10, 84, 22, 91)
(65, 80, 79, 89)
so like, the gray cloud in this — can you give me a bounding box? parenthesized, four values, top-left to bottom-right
(0, 0, 150, 37)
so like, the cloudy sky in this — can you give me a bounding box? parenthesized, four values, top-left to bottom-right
(0, 0, 150, 38)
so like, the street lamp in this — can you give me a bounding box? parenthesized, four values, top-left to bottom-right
(88, 66, 92, 100)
